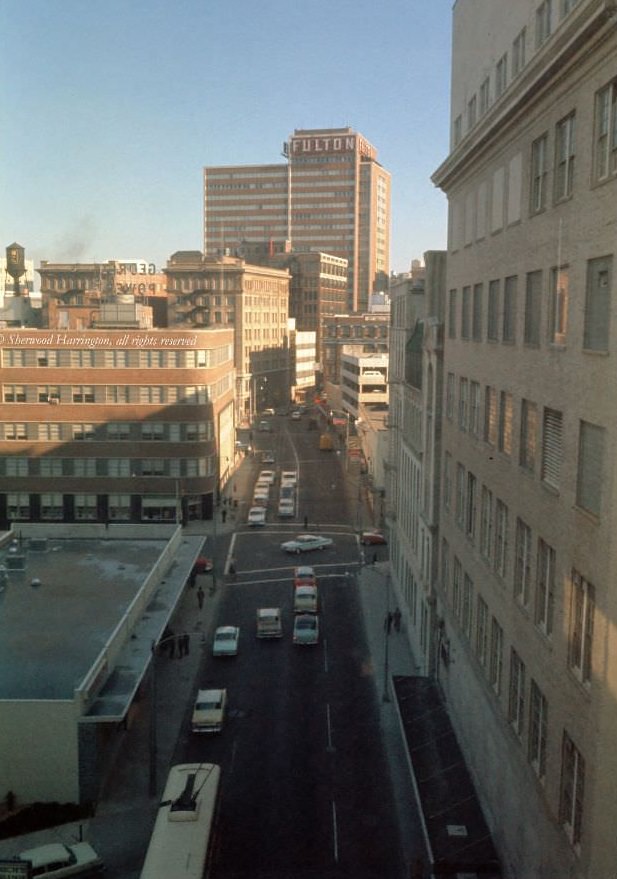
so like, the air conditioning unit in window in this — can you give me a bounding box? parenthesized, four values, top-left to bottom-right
(48, 396, 60, 404)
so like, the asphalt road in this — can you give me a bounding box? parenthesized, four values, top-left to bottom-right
(171, 415, 404, 877)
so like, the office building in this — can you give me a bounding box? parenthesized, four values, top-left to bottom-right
(321, 313, 389, 383)
(203, 126, 390, 312)
(432, 2, 617, 876)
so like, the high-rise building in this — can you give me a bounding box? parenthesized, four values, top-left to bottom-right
(432, 1, 617, 876)
(203, 127, 390, 313)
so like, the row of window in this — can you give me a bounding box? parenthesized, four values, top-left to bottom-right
(2, 385, 220, 406)
(448, 255, 612, 352)
(442, 540, 588, 845)
(6, 492, 187, 523)
(1, 421, 214, 442)
(2, 348, 230, 369)
(1, 456, 213, 477)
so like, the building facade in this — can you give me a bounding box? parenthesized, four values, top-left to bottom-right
(203, 127, 390, 312)
(321, 313, 389, 383)
(432, 2, 617, 876)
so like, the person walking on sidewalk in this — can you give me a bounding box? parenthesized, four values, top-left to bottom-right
(393, 607, 402, 632)
(197, 585, 205, 610)
(385, 611, 393, 634)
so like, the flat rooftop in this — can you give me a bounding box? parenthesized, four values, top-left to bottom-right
(0, 537, 167, 700)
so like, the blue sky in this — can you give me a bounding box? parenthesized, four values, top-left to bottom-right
(1, 0, 452, 277)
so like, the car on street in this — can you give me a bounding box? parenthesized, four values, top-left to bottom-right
(360, 529, 388, 545)
(291, 410, 302, 420)
(258, 420, 271, 432)
(212, 626, 240, 657)
(14, 842, 104, 878)
(280, 534, 334, 554)
(262, 450, 275, 464)
(281, 470, 298, 485)
(280, 484, 295, 501)
(293, 614, 319, 645)
(192, 556, 213, 574)
(192, 688, 227, 733)
(256, 607, 283, 638)
(248, 506, 267, 526)
(278, 498, 295, 517)
(258, 469, 276, 484)
(294, 584, 318, 613)
(252, 490, 269, 507)
(294, 565, 316, 586)
(262, 407, 275, 416)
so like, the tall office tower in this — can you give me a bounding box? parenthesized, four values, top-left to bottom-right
(203, 127, 390, 312)
(432, 2, 617, 877)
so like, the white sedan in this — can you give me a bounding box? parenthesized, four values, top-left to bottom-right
(248, 506, 266, 526)
(280, 533, 334, 554)
(212, 626, 240, 657)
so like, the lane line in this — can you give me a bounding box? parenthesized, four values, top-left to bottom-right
(323, 638, 329, 673)
(331, 801, 339, 863)
(326, 702, 335, 752)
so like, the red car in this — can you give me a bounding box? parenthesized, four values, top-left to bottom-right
(360, 530, 388, 546)
(192, 556, 214, 574)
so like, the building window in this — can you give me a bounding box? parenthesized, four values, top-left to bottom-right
(536, 0, 552, 48)
(480, 486, 494, 562)
(458, 378, 468, 431)
(106, 386, 130, 403)
(72, 424, 95, 440)
(524, 270, 542, 346)
(479, 77, 490, 115)
(528, 680, 548, 779)
(467, 94, 477, 131)
(448, 289, 457, 338)
(554, 113, 576, 201)
(108, 459, 131, 477)
(487, 280, 500, 341)
(469, 381, 480, 437)
(484, 386, 498, 446)
(38, 423, 61, 441)
(3, 385, 26, 402)
(531, 135, 548, 213)
(461, 286, 471, 339)
(5, 423, 27, 440)
(441, 539, 450, 598)
(73, 459, 96, 477)
(514, 518, 533, 607)
(568, 571, 594, 684)
(559, 733, 585, 846)
(583, 255, 611, 352)
(536, 539, 556, 635)
(495, 53, 508, 98)
(498, 391, 513, 455)
(452, 557, 462, 619)
(109, 494, 131, 521)
(453, 114, 463, 145)
(142, 423, 165, 441)
(443, 452, 452, 511)
(472, 283, 483, 340)
(462, 574, 474, 638)
(548, 266, 569, 345)
(7, 492, 30, 519)
(494, 499, 509, 578)
(541, 408, 563, 489)
(503, 275, 517, 342)
(41, 493, 64, 520)
(476, 596, 489, 667)
(576, 420, 604, 517)
(520, 399, 538, 472)
(446, 373, 455, 419)
(489, 618, 504, 694)
(466, 471, 477, 541)
(75, 493, 97, 520)
(508, 649, 526, 736)
(594, 80, 617, 181)
(6, 457, 29, 476)
(107, 422, 130, 440)
(512, 27, 526, 77)
(456, 463, 466, 528)
(72, 385, 95, 403)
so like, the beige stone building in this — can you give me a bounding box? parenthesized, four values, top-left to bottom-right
(432, 1, 617, 876)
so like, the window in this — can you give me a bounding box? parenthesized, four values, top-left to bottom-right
(484, 386, 498, 446)
(38, 423, 61, 441)
(568, 571, 594, 684)
(469, 381, 480, 436)
(107, 422, 130, 440)
(73, 458, 96, 476)
(448, 289, 457, 338)
(443, 452, 452, 511)
(5, 423, 27, 440)
(458, 378, 468, 431)
(72, 424, 95, 440)
(72, 385, 95, 403)
(520, 399, 538, 471)
(41, 493, 64, 520)
(453, 114, 463, 145)
(140, 386, 164, 404)
(536, 539, 556, 635)
(489, 618, 504, 694)
(108, 459, 130, 477)
(109, 494, 131, 521)
(479, 77, 490, 115)
(3, 385, 26, 402)
(456, 463, 466, 528)
(441, 539, 450, 598)
(554, 113, 575, 200)
(576, 420, 604, 516)
(559, 732, 585, 845)
(452, 557, 462, 619)
(462, 574, 474, 638)
(106, 386, 130, 403)
(503, 275, 517, 342)
(461, 287, 471, 339)
(467, 94, 477, 130)
(480, 486, 494, 562)
(446, 373, 455, 419)
(6, 457, 28, 476)
(487, 280, 500, 341)
(498, 392, 513, 455)
(476, 596, 489, 667)
(561, 0, 578, 15)
(141, 423, 165, 441)
(541, 408, 563, 489)
(594, 80, 617, 181)
(495, 53, 508, 98)
(529, 680, 548, 778)
(536, 0, 552, 48)
(524, 270, 542, 346)
(512, 27, 526, 77)
(514, 518, 533, 606)
(105, 350, 129, 367)
(548, 266, 569, 344)
(494, 499, 509, 578)
(530, 135, 548, 213)
(7, 492, 30, 519)
(472, 283, 483, 340)
(75, 493, 97, 520)
(583, 255, 611, 352)
(509, 649, 526, 735)
(466, 472, 477, 541)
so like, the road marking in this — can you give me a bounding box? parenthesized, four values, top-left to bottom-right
(332, 801, 339, 862)
(224, 533, 238, 575)
(323, 638, 329, 673)
(326, 702, 335, 752)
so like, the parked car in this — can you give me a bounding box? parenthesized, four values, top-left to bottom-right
(281, 470, 298, 485)
(360, 529, 388, 545)
(191, 688, 227, 733)
(291, 410, 302, 420)
(280, 484, 295, 501)
(262, 407, 275, 416)
(258, 470, 276, 484)
(294, 565, 316, 586)
(293, 614, 319, 645)
(256, 607, 283, 638)
(248, 506, 267, 526)
(278, 498, 295, 518)
(252, 490, 269, 507)
(294, 584, 318, 614)
(14, 842, 104, 878)
(212, 626, 240, 657)
(262, 450, 276, 464)
(280, 534, 333, 554)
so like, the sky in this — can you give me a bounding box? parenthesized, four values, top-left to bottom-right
(1, 0, 453, 279)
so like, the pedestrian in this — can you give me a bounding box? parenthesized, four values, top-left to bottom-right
(197, 585, 205, 610)
(393, 607, 402, 632)
(385, 611, 393, 634)
(228, 558, 236, 576)
(222, 508, 227, 524)
(304, 515, 308, 530)
(182, 633, 190, 656)
(176, 634, 183, 657)
(372, 551, 378, 565)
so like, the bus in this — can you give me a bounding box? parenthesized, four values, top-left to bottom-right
(139, 763, 222, 879)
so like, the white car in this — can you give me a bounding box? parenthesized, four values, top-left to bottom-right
(294, 584, 318, 614)
(15, 842, 104, 878)
(280, 533, 334, 554)
(278, 498, 295, 517)
(293, 614, 319, 645)
(281, 470, 298, 485)
(212, 626, 240, 657)
(252, 489, 269, 507)
(258, 469, 276, 484)
(291, 410, 302, 420)
(192, 688, 227, 733)
(248, 506, 266, 526)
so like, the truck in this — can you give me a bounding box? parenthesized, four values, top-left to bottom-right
(319, 433, 334, 451)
